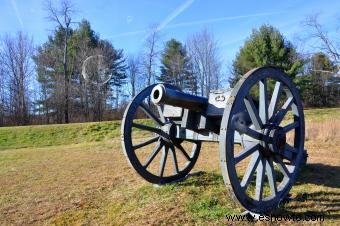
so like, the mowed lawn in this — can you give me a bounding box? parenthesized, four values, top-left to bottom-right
(0, 108, 339, 225)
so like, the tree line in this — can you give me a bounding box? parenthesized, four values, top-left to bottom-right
(229, 21, 340, 108)
(0, 1, 339, 126)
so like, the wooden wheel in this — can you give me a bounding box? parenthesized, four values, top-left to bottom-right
(219, 67, 305, 213)
(121, 84, 201, 184)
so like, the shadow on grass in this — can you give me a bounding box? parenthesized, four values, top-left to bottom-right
(179, 165, 340, 220)
(274, 163, 340, 220)
(274, 190, 340, 220)
(154, 165, 339, 221)
(296, 163, 340, 188)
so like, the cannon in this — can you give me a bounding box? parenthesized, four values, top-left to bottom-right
(121, 67, 306, 214)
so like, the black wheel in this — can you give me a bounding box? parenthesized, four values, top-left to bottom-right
(219, 67, 305, 214)
(121, 84, 201, 184)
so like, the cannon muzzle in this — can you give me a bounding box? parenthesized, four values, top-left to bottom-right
(151, 84, 208, 112)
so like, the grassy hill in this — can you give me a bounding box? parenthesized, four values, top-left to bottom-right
(0, 121, 121, 150)
(0, 108, 339, 225)
(0, 108, 338, 150)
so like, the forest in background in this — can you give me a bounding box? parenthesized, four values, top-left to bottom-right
(0, 0, 339, 126)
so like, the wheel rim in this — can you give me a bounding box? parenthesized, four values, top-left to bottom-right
(220, 67, 305, 213)
(121, 84, 201, 184)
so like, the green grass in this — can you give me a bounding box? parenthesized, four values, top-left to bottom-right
(0, 121, 120, 150)
(0, 108, 338, 151)
(182, 172, 240, 221)
(103, 171, 242, 225)
(0, 119, 155, 150)
(0, 108, 339, 225)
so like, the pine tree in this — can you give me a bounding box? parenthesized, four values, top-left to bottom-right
(159, 39, 197, 92)
(229, 25, 303, 87)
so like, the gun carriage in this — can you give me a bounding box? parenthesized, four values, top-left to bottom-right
(121, 67, 306, 213)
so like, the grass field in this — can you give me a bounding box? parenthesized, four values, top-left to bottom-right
(0, 108, 339, 225)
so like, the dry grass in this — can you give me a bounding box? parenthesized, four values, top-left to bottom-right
(286, 118, 340, 145)
(0, 108, 339, 225)
(306, 118, 340, 142)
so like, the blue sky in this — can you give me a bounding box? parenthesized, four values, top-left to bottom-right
(1, 0, 339, 71)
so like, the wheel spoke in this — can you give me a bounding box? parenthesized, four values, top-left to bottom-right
(169, 146, 179, 174)
(287, 164, 296, 173)
(235, 143, 259, 164)
(133, 123, 171, 141)
(272, 97, 294, 125)
(174, 142, 191, 161)
(132, 123, 162, 134)
(244, 95, 263, 130)
(255, 157, 266, 201)
(235, 125, 269, 142)
(133, 136, 160, 150)
(139, 103, 164, 126)
(283, 121, 299, 133)
(159, 146, 169, 177)
(266, 158, 277, 196)
(274, 155, 290, 178)
(240, 133, 258, 143)
(240, 151, 260, 189)
(269, 81, 282, 119)
(259, 79, 268, 124)
(143, 141, 163, 168)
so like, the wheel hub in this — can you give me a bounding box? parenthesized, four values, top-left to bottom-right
(261, 125, 286, 156)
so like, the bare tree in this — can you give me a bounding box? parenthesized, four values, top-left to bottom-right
(0, 60, 6, 126)
(142, 26, 160, 86)
(45, 0, 76, 123)
(127, 55, 141, 97)
(0, 32, 34, 125)
(304, 14, 340, 72)
(187, 29, 221, 97)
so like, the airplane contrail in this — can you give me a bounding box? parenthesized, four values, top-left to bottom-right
(108, 10, 285, 39)
(109, 30, 147, 38)
(109, 0, 194, 39)
(166, 11, 285, 29)
(155, 0, 194, 32)
(10, 0, 24, 30)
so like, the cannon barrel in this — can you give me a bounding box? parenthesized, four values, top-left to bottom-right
(151, 84, 208, 112)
